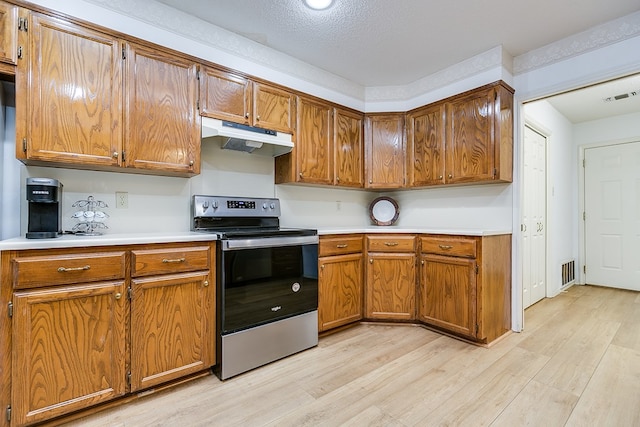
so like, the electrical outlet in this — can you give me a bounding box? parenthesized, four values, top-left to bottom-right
(115, 191, 128, 209)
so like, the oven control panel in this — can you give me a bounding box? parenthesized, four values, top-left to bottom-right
(192, 195, 281, 218)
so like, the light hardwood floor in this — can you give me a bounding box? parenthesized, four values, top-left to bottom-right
(67, 284, 640, 427)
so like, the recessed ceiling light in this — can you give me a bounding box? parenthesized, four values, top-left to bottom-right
(304, 0, 333, 10)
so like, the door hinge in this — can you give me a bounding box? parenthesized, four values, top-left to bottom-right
(583, 158, 585, 168)
(122, 150, 126, 163)
(127, 287, 133, 300)
(22, 137, 27, 152)
(493, 168, 497, 178)
(476, 324, 479, 334)
(583, 265, 587, 274)
(17, 46, 23, 60)
(583, 212, 586, 221)
(6, 405, 11, 422)
(196, 69, 200, 80)
(7, 302, 12, 318)
(126, 372, 131, 386)
(197, 99, 200, 110)
(122, 46, 126, 60)
(18, 17, 28, 32)
(475, 265, 479, 274)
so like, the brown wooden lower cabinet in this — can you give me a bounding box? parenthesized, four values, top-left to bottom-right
(365, 235, 416, 321)
(0, 242, 215, 426)
(318, 234, 364, 332)
(418, 234, 511, 343)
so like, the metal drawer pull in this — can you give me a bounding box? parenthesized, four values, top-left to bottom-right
(439, 245, 453, 250)
(203, 280, 209, 287)
(162, 257, 186, 263)
(384, 242, 399, 246)
(336, 244, 348, 248)
(114, 293, 122, 300)
(57, 265, 91, 272)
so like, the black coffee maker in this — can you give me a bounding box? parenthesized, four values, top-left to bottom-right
(26, 178, 63, 239)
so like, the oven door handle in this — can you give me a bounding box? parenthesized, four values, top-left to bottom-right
(222, 235, 319, 251)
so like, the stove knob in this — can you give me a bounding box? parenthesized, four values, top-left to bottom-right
(270, 203, 276, 210)
(202, 201, 209, 210)
(212, 200, 219, 209)
(262, 203, 268, 210)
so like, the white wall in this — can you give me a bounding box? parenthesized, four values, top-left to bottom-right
(574, 111, 640, 146)
(524, 100, 577, 296)
(1, 83, 21, 240)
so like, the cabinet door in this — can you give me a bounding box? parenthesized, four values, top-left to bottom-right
(12, 281, 127, 426)
(253, 81, 295, 134)
(21, 13, 122, 166)
(124, 43, 200, 175)
(407, 103, 445, 186)
(200, 66, 251, 124)
(419, 254, 477, 338)
(296, 96, 333, 184)
(334, 108, 363, 187)
(0, 1, 17, 65)
(318, 253, 363, 332)
(366, 253, 415, 320)
(445, 87, 495, 183)
(365, 114, 405, 189)
(130, 271, 214, 392)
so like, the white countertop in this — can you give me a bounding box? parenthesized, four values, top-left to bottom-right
(0, 232, 218, 251)
(317, 227, 512, 236)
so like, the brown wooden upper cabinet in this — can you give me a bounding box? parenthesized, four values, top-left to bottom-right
(445, 81, 513, 184)
(364, 113, 405, 189)
(15, 12, 200, 177)
(406, 102, 446, 186)
(124, 42, 200, 175)
(275, 98, 363, 187)
(0, 1, 18, 65)
(200, 66, 295, 134)
(407, 81, 513, 187)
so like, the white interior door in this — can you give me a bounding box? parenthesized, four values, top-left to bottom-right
(584, 141, 640, 290)
(523, 125, 547, 308)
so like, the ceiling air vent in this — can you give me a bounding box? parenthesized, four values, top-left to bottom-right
(604, 90, 638, 102)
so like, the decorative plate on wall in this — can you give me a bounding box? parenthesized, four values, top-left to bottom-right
(369, 196, 399, 226)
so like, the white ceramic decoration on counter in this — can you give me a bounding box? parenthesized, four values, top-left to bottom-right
(369, 196, 399, 226)
(71, 195, 109, 235)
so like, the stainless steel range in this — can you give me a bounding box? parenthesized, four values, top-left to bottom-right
(192, 195, 318, 380)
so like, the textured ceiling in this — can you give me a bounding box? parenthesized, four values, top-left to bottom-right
(155, 0, 640, 87)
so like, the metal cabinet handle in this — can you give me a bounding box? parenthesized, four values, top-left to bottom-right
(256, 115, 260, 121)
(321, 264, 325, 269)
(112, 152, 119, 158)
(189, 160, 194, 166)
(203, 280, 209, 287)
(438, 175, 443, 180)
(448, 174, 453, 179)
(245, 112, 250, 119)
(438, 245, 453, 250)
(57, 265, 90, 272)
(421, 260, 425, 265)
(299, 172, 303, 178)
(369, 259, 373, 264)
(336, 244, 348, 248)
(369, 179, 373, 184)
(384, 242, 399, 246)
(114, 292, 122, 300)
(162, 258, 186, 264)
(336, 176, 340, 182)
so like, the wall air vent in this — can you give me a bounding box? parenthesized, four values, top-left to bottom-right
(603, 90, 638, 102)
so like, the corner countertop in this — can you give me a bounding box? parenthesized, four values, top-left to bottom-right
(317, 227, 512, 236)
(0, 232, 218, 251)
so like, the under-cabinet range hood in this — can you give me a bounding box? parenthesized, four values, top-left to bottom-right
(201, 117, 293, 157)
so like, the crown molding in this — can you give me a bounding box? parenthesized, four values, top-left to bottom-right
(514, 10, 640, 74)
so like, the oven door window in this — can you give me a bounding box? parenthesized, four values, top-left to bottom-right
(221, 244, 318, 334)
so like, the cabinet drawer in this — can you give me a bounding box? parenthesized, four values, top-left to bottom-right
(420, 236, 477, 258)
(367, 235, 416, 252)
(319, 235, 363, 256)
(131, 246, 210, 277)
(12, 251, 126, 289)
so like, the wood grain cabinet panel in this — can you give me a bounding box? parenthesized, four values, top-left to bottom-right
(131, 246, 210, 277)
(253, 81, 295, 134)
(124, 42, 200, 175)
(12, 281, 127, 426)
(407, 102, 446, 186)
(445, 82, 513, 184)
(417, 234, 511, 343)
(365, 114, 405, 189)
(130, 271, 214, 391)
(367, 235, 416, 253)
(17, 13, 123, 167)
(0, 1, 17, 65)
(318, 253, 363, 332)
(319, 235, 363, 257)
(295, 95, 333, 184)
(199, 66, 252, 124)
(334, 107, 364, 187)
(366, 252, 415, 321)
